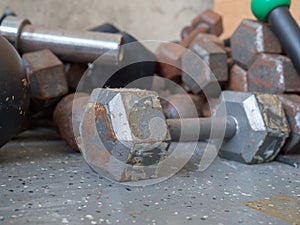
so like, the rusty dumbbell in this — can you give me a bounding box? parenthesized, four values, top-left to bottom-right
(53, 93, 89, 151)
(23, 49, 68, 108)
(277, 95, 300, 154)
(181, 37, 228, 96)
(247, 54, 300, 94)
(155, 42, 185, 80)
(228, 64, 248, 92)
(54, 89, 289, 181)
(156, 9, 224, 80)
(231, 19, 282, 69)
(181, 9, 223, 48)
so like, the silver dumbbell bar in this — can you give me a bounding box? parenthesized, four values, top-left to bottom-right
(0, 16, 123, 64)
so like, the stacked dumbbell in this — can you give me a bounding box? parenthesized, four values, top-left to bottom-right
(0, 10, 157, 147)
(2, 3, 299, 183)
(154, 9, 228, 119)
(54, 88, 290, 181)
(154, 3, 300, 157)
(226, 0, 300, 155)
(54, 6, 298, 182)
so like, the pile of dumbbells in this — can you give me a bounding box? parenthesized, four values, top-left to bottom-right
(0, 0, 300, 182)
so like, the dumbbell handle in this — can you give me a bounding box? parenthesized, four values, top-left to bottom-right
(167, 117, 237, 142)
(0, 16, 123, 64)
(251, 0, 300, 74)
(268, 7, 300, 74)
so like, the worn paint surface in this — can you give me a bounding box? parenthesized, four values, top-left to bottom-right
(79, 89, 170, 182)
(255, 94, 290, 162)
(245, 195, 300, 224)
(278, 95, 300, 154)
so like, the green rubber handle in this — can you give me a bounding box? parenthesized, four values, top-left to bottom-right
(251, 0, 291, 22)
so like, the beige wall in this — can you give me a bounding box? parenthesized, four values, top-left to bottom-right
(215, 0, 300, 38)
(0, 0, 213, 41)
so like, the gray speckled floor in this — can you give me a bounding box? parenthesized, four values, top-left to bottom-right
(0, 128, 299, 225)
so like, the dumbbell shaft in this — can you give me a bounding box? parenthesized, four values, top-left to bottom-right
(167, 117, 236, 142)
(268, 7, 300, 74)
(0, 16, 123, 64)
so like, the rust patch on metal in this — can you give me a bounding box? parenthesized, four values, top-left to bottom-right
(53, 93, 89, 152)
(81, 102, 113, 165)
(228, 64, 248, 92)
(94, 103, 117, 142)
(245, 195, 300, 224)
(255, 94, 290, 162)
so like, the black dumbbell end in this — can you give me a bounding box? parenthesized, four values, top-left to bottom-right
(268, 6, 300, 74)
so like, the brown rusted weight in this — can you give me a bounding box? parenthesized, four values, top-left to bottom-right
(53, 93, 89, 152)
(231, 19, 282, 69)
(180, 25, 210, 48)
(182, 39, 228, 95)
(79, 89, 170, 182)
(181, 26, 193, 41)
(155, 42, 185, 79)
(23, 49, 68, 100)
(189, 33, 225, 50)
(65, 63, 87, 90)
(228, 64, 248, 92)
(277, 95, 300, 154)
(160, 94, 205, 119)
(247, 54, 300, 94)
(78, 89, 289, 182)
(191, 9, 223, 37)
(190, 38, 227, 82)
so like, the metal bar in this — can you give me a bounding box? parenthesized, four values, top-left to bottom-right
(0, 16, 123, 64)
(268, 7, 300, 74)
(167, 117, 236, 142)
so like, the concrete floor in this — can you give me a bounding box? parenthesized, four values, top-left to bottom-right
(0, 127, 299, 225)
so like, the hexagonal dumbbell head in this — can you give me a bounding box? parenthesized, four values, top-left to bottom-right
(155, 42, 185, 79)
(191, 9, 223, 37)
(191, 33, 225, 50)
(23, 49, 68, 100)
(231, 19, 282, 69)
(181, 26, 210, 48)
(247, 54, 300, 94)
(53, 93, 89, 152)
(79, 88, 170, 182)
(277, 95, 300, 154)
(228, 64, 248, 92)
(214, 91, 290, 164)
(182, 39, 227, 96)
